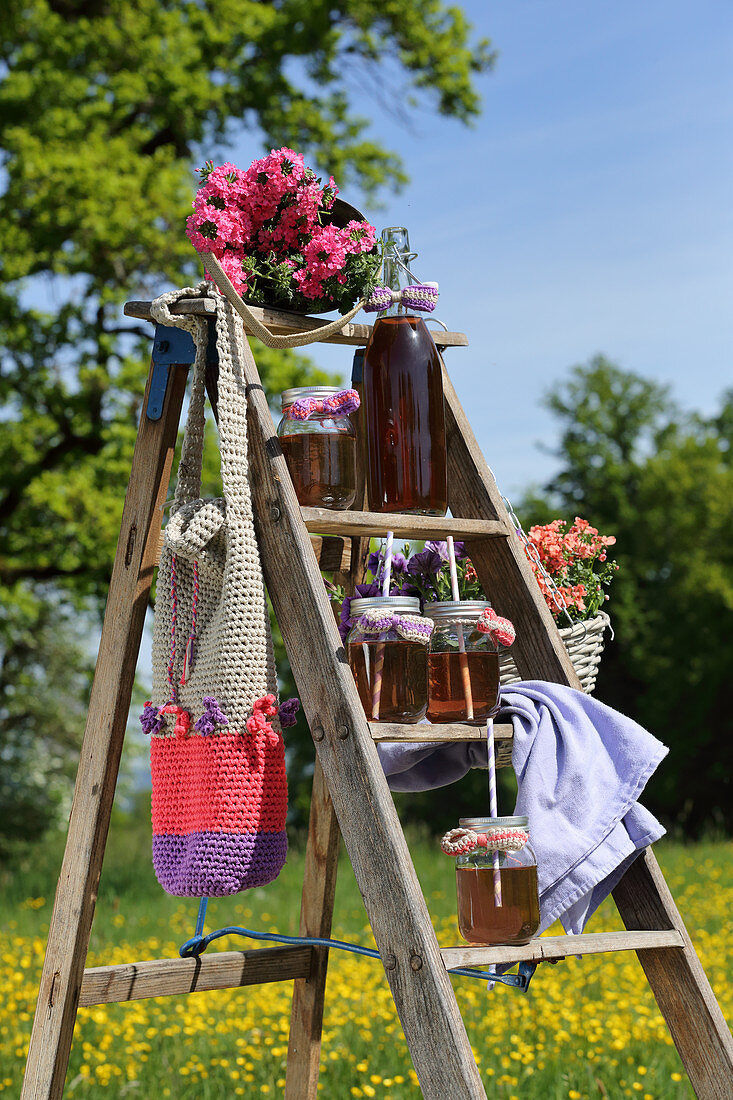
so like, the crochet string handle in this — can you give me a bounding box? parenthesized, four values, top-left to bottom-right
(150, 284, 210, 508)
(200, 251, 372, 349)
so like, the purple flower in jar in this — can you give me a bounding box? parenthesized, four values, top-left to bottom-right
(338, 582, 381, 641)
(407, 546, 444, 578)
(425, 539, 467, 561)
(390, 551, 408, 574)
(366, 549, 383, 578)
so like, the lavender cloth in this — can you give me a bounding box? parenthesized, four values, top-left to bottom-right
(377, 681, 668, 934)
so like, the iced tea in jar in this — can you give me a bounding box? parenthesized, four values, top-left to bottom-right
(425, 601, 500, 724)
(442, 817, 540, 946)
(347, 596, 432, 723)
(277, 386, 358, 510)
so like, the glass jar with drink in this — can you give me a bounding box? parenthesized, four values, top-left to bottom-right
(425, 600, 500, 724)
(447, 817, 540, 946)
(277, 386, 358, 510)
(346, 596, 433, 723)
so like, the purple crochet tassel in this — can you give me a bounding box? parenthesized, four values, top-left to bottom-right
(278, 697, 300, 728)
(140, 702, 164, 735)
(194, 696, 229, 735)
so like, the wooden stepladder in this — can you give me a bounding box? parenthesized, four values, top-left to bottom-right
(22, 296, 733, 1100)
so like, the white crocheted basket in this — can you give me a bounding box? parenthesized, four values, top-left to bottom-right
(499, 611, 611, 695)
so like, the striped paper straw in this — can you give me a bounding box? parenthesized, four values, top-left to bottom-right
(487, 717, 502, 907)
(381, 530, 394, 596)
(446, 536, 474, 720)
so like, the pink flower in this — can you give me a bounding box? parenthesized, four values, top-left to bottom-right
(343, 219, 377, 254)
(303, 224, 348, 276)
(204, 249, 250, 296)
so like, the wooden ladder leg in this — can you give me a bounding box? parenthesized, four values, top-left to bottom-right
(21, 361, 190, 1100)
(441, 363, 581, 687)
(613, 848, 733, 1099)
(285, 758, 341, 1099)
(240, 339, 487, 1100)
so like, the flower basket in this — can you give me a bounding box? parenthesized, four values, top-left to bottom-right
(499, 611, 611, 695)
(186, 151, 380, 318)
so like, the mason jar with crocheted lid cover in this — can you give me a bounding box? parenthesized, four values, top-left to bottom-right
(277, 386, 357, 510)
(346, 595, 433, 724)
(425, 600, 499, 725)
(444, 816, 540, 946)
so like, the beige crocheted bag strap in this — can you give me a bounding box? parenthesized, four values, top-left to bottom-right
(150, 285, 209, 508)
(199, 251, 370, 349)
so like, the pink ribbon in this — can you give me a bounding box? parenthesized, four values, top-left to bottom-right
(477, 608, 516, 647)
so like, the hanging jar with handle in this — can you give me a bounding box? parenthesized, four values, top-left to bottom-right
(362, 227, 448, 516)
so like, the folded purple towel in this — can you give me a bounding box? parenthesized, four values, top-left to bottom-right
(377, 680, 667, 934)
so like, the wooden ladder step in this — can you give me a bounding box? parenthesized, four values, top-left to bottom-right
(79, 945, 313, 1006)
(370, 722, 513, 743)
(441, 929, 685, 970)
(369, 723, 513, 767)
(124, 298, 469, 348)
(301, 507, 508, 541)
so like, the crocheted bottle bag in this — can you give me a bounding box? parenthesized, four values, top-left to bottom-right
(144, 288, 287, 897)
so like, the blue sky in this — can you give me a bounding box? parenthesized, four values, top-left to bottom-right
(249, 0, 732, 499)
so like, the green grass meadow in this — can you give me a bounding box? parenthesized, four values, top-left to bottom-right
(2, 819, 732, 1098)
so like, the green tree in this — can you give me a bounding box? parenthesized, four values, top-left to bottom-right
(0, 0, 494, 844)
(522, 357, 733, 832)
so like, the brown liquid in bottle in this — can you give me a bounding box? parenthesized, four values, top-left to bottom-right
(348, 639, 428, 723)
(279, 432, 356, 509)
(457, 864, 540, 945)
(363, 315, 447, 515)
(427, 650, 500, 724)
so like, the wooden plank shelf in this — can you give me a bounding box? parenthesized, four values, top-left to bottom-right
(441, 929, 685, 970)
(79, 945, 313, 1006)
(301, 508, 507, 541)
(124, 299, 469, 349)
(370, 722, 513, 767)
(369, 722, 512, 743)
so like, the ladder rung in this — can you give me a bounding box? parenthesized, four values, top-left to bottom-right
(310, 534, 351, 572)
(79, 945, 313, 1006)
(441, 929, 685, 969)
(370, 722, 513, 744)
(301, 508, 508, 540)
(124, 299, 469, 348)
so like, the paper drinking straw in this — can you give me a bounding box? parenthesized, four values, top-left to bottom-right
(381, 530, 394, 597)
(371, 532, 393, 720)
(487, 717, 503, 907)
(446, 536, 474, 720)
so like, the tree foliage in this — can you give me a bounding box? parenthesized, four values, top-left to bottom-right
(522, 357, 733, 832)
(0, 1, 493, 844)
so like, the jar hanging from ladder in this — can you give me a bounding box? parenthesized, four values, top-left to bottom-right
(443, 816, 541, 946)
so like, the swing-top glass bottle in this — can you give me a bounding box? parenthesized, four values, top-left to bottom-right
(362, 227, 448, 516)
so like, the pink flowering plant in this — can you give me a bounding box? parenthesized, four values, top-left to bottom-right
(525, 517, 618, 622)
(186, 148, 380, 313)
